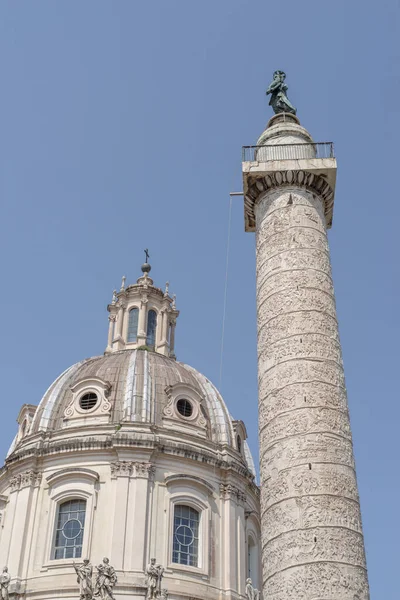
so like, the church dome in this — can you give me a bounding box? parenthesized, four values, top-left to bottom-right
(9, 349, 256, 477)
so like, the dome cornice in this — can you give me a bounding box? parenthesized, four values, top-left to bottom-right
(3, 430, 257, 488)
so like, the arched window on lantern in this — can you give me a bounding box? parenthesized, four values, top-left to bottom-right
(146, 310, 157, 348)
(127, 308, 139, 343)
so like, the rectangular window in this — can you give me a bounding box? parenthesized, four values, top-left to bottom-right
(53, 499, 86, 559)
(172, 505, 199, 567)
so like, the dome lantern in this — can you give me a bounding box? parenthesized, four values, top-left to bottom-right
(105, 258, 179, 357)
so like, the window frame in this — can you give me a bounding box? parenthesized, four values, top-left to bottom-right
(146, 308, 158, 348)
(41, 469, 98, 570)
(52, 498, 87, 560)
(127, 306, 139, 343)
(166, 491, 210, 576)
(172, 504, 200, 568)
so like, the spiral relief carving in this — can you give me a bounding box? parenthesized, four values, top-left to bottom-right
(255, 187, 369, 598)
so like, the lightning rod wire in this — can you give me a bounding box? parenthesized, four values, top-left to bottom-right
(218, 193, 233, 391)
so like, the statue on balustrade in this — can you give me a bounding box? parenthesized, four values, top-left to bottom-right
(74, 559, 93, 600)
(146, 558, 165, 599)
(266, 70, 297, 115)
(0, 567, 10, 600)
(94, 557, 117, 600)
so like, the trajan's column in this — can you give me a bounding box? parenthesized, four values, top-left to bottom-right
(242, 71, 370, 599)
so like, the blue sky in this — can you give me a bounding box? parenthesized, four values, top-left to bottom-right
(0, 1, 398, 597)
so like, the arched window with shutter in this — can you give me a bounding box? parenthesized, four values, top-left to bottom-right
(146, 310, 157, 348)
(127, 308, 139, 343)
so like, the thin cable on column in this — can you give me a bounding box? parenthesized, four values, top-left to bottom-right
(218, 192, 243, 391)
(218, 194, 233, 391)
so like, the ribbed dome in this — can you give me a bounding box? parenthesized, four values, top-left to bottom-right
(17, 350, 255, 475)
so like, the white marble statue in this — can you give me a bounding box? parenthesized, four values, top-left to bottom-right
(0, 568, 10, 600)
(245, 578, 259, 600)
(94, 558, 117, 600)
(74, 559, 93, 600)
(145, 558, 164, 600)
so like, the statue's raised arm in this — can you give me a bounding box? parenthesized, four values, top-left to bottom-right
(266, 70, 296, 115)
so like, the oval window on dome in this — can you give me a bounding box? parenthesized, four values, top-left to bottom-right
(176, 399, 193, 418)
(79, 392, 98, 411)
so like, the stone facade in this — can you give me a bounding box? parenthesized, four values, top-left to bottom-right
(0, 270, 261, 600)
(243, 114, 370, 599)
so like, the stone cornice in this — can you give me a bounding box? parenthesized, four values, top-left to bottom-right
(2, 433, 258, 493)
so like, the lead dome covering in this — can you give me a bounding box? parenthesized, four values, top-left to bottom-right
(9, 349, 256, 476)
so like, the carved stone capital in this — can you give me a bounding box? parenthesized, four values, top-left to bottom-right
(10, 470, 42, 492)
(135, 462, 156, 480)
(110, 461, 134, 478)
(220, 483, 247, 504)
(110, 461, 155, 480)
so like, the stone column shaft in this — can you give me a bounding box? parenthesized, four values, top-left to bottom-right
(254, 185, 369, 600)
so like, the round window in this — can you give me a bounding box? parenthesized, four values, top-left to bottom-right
(62, 518, 83, 539)
(176, 399, 193, 418)
(175, 524, 195, 546)
(79, 392, 98, 411)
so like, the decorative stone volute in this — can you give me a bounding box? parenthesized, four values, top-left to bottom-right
(105, 262, 179, 357)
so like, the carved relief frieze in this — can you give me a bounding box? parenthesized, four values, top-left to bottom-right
(261, 494, 362, 540)
(260, 406, 351, 450)
(258, 310, 339, 349)
(260, 434, 355, 476)
(257, 200, 327, 237)
(258, 380, 348, 429)
(258, 334, 343, 370)
(264, 563, 369, 600)
(259, 360, 345, 397)
(263, 527, 366, 580)
(259, 466, 359, 512)
(256, 247, 332, 282)
(256, 268, 334, 307)
(258, 287, 336, 327)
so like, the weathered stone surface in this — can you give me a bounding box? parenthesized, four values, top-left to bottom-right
(254, 185, 369, 598)
(264, 563, 369, 600)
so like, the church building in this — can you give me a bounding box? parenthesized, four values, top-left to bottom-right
(0, 261, 261, 600)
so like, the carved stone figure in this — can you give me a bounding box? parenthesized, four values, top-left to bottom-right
(0, 567, 10, 600)
(111, 290, 117, 304)
(266, 71, 296, 115)
(94, 558, 117, 600)
(246, 578, 259, 600)
(74, 559, 93, 600)
(145, 558, 164, 599)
